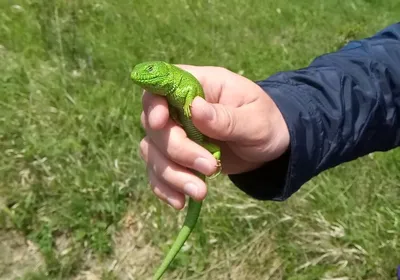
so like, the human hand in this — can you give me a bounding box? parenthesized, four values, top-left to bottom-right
(139, 65, 290, 209)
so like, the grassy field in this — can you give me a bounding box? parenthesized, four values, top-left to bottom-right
(1, 0, 399, 279)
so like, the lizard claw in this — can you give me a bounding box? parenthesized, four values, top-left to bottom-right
(208, 160, 222, 180)
(183, 105, 192, 118)
(182, 102, 193, 118)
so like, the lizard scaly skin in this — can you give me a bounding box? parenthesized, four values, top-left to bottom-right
(130, 61, 221, 279)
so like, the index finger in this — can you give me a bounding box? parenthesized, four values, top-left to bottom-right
(142, 90, 169, 130)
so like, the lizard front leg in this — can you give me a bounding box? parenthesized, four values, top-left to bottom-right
(182, 88, 196, 119)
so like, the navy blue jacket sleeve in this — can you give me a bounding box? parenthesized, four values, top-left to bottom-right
(229, 22, 400, 201)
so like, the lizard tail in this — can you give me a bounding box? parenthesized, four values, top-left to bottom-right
(152, 198, 203, 280)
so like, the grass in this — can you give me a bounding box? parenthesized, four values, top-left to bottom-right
(0, 0, 399, 279)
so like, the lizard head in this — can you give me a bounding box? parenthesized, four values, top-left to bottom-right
(130, 61, 172, 95)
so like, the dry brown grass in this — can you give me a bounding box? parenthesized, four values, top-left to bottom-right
(0, 230, 44, 280)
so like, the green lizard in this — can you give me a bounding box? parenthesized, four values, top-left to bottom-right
(130, 61, 222, 279)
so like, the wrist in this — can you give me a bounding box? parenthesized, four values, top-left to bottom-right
(262, 90, 291, 163)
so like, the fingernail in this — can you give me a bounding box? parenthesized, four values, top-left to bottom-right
(193, 157, 213, 174)
(184, 182, 199, 198)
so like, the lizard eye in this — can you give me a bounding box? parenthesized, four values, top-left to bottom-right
(147, 65, 154, 72)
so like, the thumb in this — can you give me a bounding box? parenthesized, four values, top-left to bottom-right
(191, 96, 245, 141)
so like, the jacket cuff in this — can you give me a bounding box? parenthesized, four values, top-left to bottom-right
(229, 78, 320, 201)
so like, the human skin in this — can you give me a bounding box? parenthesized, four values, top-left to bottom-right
(139, 65, 290, 210)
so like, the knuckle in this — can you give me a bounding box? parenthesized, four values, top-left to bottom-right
(141, 90, 151, 106)
(140, 112, 147, 129)
(151, 184, 161, 197)
(158, 163, 172, 183)
(214, 66, 229, 75)
(148, 172, 165, 199)
(152, 185, 166, 202)
(166, 139, 185, 161)
(139, 138, 149, 161)
(220, 106, 236, 138)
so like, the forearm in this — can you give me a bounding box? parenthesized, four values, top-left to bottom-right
(230, 22, 400, 201)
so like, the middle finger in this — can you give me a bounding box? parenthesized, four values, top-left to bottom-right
(141, 112, 217, 176)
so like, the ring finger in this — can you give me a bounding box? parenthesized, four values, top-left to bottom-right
(140, 137, 208, 201)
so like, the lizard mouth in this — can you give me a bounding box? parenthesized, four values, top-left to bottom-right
(130, 71, 148, 83)
(132, 76, 153, 83)
(131, 73, 168, 85)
